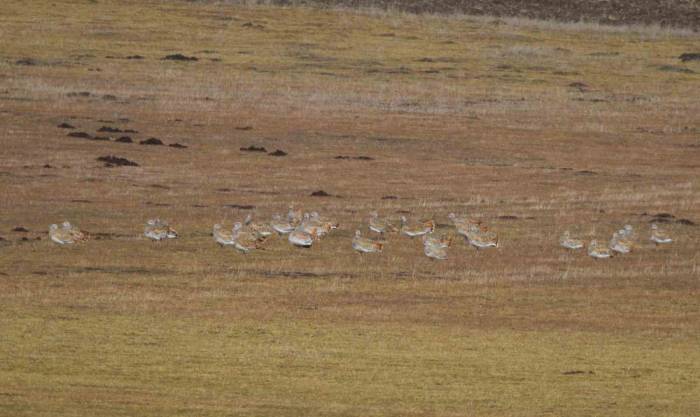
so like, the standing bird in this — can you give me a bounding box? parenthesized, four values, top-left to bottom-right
(423, 239, 448, 260)
(243, 214, 274, 237)
(231, 222, 267, 253)
(588, 239, 612, 259)
(287, 205, 303, 225)
(212, 224, 235, 246)
(448, 213, 481, 236)
(144, 219, 178, 241)
(609, 230, 632, 254)
(422, 232, 454, 249)
(352, 230, 384, 254)
(61, 221, 88, 242)
(650, 223, 673, 244)
(560, 230, 584, 250)
(298, 213, 323, 238)
(310, 212, 339, 236)
(49, 222, 87, 245)
(288, 226, 315, 248)
(400, 216, 435, 238)
(299, 212, 337, 240)
(368, 211, 397, 234)
(466, 224, 498, 250)
(270, 214, 295, 235)
(621, 224, 635, 239)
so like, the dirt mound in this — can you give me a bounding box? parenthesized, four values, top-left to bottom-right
(282, 0, 699, 30)
(162, 54, 198, 61)
(334, 155, 374, 160)
(223, 204, 256, 210)
(241, 145, 267, 152)
(97, 126, 122, 133)
(97, 155, 139, 167)
(67, 131, 92, 139)
(679, 53, 700, 62)
(311, 190, 332, 197)
(140, 138, 164, 145)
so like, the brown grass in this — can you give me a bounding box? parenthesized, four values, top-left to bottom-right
(1, 0, 699, 416)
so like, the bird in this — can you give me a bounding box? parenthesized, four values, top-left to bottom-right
(270, 214, 295, 235)
(462, 222, 497, 249)
(62, 221, 88, 242)
(144, 219, 177, 241)
(49, 222, 87, 245)
(400, 216, 435, 238)
(650, 223, 672, 244)
(450, 214, 492, 245)
(243, 214, 274, 237)
(588, 239, 612, 259)
(287, 205, 303, 225)
(288, 226, 315, 248)
(212, 224, 235, 246)
(231, 222, 267, 253)
(368, 211, 397, 234)
(609, 230, 632, 254)
(49, 224, 72, 244)
(448, 213, 481, 234)
(621, 224, 635, 238)
(560, 231, 584, 250)
(298, 213, 323, 237)
(309, 212, 339, 233)
(467, 229, 499, 250)
(352, 230, 384, 253)
(422, 232, 454, 249)
(423, 239, 448, 260)
(299, 212, 337, 240)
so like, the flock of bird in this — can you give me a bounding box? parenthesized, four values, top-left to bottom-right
(47, 206, 674, 260)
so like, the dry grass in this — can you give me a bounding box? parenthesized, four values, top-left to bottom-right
(1, 0, 699, 416)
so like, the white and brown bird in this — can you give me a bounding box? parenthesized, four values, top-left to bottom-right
(49, 221, 87, 245)
(352, 230, 384, 254)
(299, 212, 337, 240)
(287, 205, 303, 225)
(588, 239, 612, 259)
(232, 222, 268, 253)
(621, 224, 635, 239)
(560, 230, 584, 250)
(368, 211, 398, 234)
(466, 225, 498, 250)
(62, 221, 88, 242)
(423, 239, 448, 260)
(288, 226, 315, 248)
(609, 230, 632, 254)
(298, 213, 322, 237)
(212, 224, 235, 246)
(400, 216, 435, 238)
(448, 213, 481, 237)
(310, 212, 339, 234)
(144, 219, 178, 241)
(650, 223, 672, 244)
(243, 214, 274, 237)
(422, 232, 454, 249)
(270, 214, 295, 235)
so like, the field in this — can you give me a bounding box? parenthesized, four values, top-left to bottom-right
(1, 0, 699, 416)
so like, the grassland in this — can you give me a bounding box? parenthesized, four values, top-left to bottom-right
(1, 0, 699, 416)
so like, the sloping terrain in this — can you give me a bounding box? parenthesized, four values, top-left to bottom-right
(279, 0, 700, 30)
(0, 1, 699, 416)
